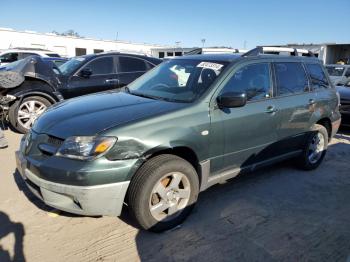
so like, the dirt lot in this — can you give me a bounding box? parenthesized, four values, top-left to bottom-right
(0, 128, 350, 262)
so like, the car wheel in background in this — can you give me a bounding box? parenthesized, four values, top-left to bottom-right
(127, 154, 199, 232)
(9, 96, 51, 133)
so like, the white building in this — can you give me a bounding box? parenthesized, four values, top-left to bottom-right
(151, 47, 248, 58)
(0, 27, 168, 57)
(272, 43, 350, 64)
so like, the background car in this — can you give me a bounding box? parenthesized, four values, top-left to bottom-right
(0, 47, 61, 66)
(336, 84, 350, 126)
(326, 64, 350, 86)
(0, 53, 162, 133)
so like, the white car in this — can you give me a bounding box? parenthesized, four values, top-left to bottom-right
(0, 48, 61, 66)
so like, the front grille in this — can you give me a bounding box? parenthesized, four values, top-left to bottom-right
(47, 136, 64, 147)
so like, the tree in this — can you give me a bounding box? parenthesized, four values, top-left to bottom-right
(52, 30, 82, 37)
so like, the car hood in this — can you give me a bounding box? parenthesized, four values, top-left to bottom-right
(32, 91, 188, 138)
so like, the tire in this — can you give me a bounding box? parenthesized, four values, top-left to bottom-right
(9, 96, 52, 133)
(127, 154, 199, 232)
(297, 124, 329, 170)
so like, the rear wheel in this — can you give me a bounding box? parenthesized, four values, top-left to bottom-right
(297, 124, 328, 170)
(9, 96, 51, 133)
(127, 154, 199, 232)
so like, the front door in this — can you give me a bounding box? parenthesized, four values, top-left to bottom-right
(65, 56, 118, 98)
(210, 62, 279, 173)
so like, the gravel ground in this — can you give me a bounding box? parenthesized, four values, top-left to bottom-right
(0, 128, 350, 262)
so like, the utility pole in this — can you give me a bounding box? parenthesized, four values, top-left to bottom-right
(243, 40, 247, 50)
(201, 38, 206, 48)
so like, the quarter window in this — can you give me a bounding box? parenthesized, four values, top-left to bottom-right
(305, 63, 329, 89)
(84, 57, 114, 75)
(118, 57, 147, 72)
(221, 63, 271, 101)
(274, 62, 309, 95)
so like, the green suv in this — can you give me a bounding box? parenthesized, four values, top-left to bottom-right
(16, 47, 341, 232)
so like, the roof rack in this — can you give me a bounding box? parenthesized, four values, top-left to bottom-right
(243, 46, 315, 57)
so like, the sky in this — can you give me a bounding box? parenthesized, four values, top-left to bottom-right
(0, 0, 349, 49)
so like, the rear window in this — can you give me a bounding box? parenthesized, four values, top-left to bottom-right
(118, 56, 148, 72)
(274, 62, 309, 96)
(46, 53, 60, 58)
(305, 63, 329, 89)
(326, 66, 345, 76)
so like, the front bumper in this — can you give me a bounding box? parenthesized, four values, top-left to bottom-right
(16, 150, 130, 216)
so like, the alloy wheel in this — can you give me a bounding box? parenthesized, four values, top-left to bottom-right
(17, 100, 47, 129)
(149, 172, 191, 222)
(308, 132, 325, 164)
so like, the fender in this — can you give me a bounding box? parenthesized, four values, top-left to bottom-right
(7, 82, 64, 105)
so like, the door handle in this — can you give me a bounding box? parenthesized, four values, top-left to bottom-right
(105, 79, 119, 84)
(309, 99, 316, 105)
(265, 105, 278, 114)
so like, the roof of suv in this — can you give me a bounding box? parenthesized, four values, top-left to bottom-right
(170, 53, 321, 64)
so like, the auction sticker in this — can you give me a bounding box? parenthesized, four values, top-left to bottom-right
(197, 62, 224, 71)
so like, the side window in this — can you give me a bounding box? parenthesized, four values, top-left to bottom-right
(0, 52, 19, 63)
(83, 57, 114, 75)
(118, 57, 147, 73)
(305, 63, 329, 89)
(221, 63, 271, 101)
(274, 62, 309, 96)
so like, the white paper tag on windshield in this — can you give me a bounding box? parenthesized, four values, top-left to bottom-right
(197, 62, 223, 71)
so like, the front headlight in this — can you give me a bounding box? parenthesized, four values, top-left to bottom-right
(56, 136, 117, 160)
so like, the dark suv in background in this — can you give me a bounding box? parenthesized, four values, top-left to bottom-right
(0, 53, 161, 132)
(16, 47, 341, 232)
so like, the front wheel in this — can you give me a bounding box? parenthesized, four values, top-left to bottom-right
(127, 154, 199, 232)
(297, 124, 328, 170)
(8, 96, 51, 133)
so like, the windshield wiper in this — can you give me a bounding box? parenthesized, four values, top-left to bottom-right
(129, 91, 161, 100)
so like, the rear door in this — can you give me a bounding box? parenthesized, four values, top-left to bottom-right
(210, 61, 279, 173)
(271, 61, 315, 154)
(65, 55, 118, 98)
(116, 56, 154, 87)
(305, 62, 336, 121)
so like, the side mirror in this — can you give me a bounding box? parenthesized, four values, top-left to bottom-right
(217, 92, 247, 108)
(79, 68, 92, 78)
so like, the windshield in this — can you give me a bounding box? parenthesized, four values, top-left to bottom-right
(127, 59, 228, 102)
(326, 66, 345, 76)
(58, 57, 86, 75)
